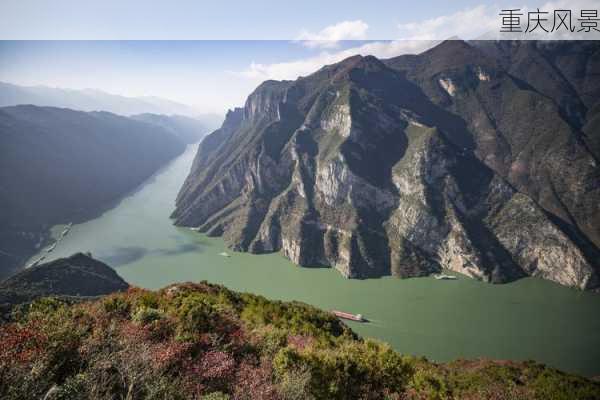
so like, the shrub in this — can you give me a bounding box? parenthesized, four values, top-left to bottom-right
(273, 340, 413, 400)
(18, 297, 70, 322)
(136, 291, 160, 309)
(408, 368, 450, 400)
(176, 294, 221, 335)
(143, 376, 187, 400)
(277, 364, 314, 400)
(201, 392, 230, 400)
(240, 295, 349, 340)
(51, 373, 89, 400)
(530, 367, 600, 400)
(252, 326, 288, 356)
(2, 285, 599, 400)
(102, 295, 131, 316)
(233, 358, 279, 400)
(132, 306, 164, 325)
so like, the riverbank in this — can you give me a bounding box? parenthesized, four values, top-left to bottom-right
(31, 144, 600, 377)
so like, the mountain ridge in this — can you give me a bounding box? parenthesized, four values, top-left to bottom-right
(0, 81, 223, 127)
(0, 105, 199, 279)
(0, 252, 128, 320)
(173, 40, 600, 290)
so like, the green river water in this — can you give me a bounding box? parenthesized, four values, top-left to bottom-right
(35, 144, 600, 377)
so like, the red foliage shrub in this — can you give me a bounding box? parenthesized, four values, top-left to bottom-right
(287, 334, 314, 351)
(0, 324, 48, 366)
(152, 339, 193, 371)
(120, 320, 153, 343)
(197, 350, 236, 380)
(180, 350, 237, 397)
(229, 326, 247, 347)
(233, 358, 280, 400)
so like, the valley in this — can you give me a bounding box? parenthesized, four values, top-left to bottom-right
(33, 144, 600, 377)
(0, 105, 206, 279)
(3, 40, 600, 396)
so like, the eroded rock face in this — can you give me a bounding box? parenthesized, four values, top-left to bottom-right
(173, 41, 600, 290)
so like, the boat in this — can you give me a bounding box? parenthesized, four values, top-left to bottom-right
(219, 252, 231, 257)
(46, 243, 57, 252)
(332, 310, 366, 322)
(435, 274, 457, 280)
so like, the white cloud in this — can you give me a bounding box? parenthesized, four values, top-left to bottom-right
(296, 20, 369, 49)
(234, 40, 436, 82)
(398, 1, 600, 41)
(234, 0, 600, 85)
(398, 5, 497, 40)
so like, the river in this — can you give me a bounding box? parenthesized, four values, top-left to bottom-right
(35, 144, 600, 377)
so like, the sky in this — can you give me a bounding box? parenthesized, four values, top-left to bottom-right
(0, 0, 527, 40)
(0, 41, 320, 114)
(0, 0, 598, 114)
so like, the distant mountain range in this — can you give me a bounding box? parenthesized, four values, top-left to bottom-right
(0, 81, 223, 128)
(131, 113, 213, 145)
(0, 105, 207, 279)
(173, 40, 600, 290)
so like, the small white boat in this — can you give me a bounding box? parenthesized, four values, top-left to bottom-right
(46, 243, 57, 252)
(219, 252, 231, 257)
(332, 310, 367, 322)
(435, 274, 457, 280)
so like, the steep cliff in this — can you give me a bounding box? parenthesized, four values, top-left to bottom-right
(173, 41, 600, 290)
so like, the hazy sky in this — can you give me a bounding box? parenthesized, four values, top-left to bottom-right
(0, 40, 435, 113)
(0, 41, 319, 114)
(1, 0, 596, 114)
(0, 0, 527, 40)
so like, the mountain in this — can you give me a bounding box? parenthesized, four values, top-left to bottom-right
(0, 105, 187, 279)
(0, 81, 223, 125)
(2, 278, 598, 399)
(172, 40, 600, 290)
(132, 113, 209, 144)
(0, 253, 128, 320)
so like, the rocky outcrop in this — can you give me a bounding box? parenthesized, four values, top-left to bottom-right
(173, 41, 600, 290)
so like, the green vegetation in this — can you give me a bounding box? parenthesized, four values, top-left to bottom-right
(1, 282, 598, 399)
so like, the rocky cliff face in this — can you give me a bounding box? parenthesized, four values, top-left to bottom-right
(173, 41, 600, 290)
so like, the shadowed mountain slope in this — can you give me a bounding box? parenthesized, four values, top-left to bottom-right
(0, 252, 128, 319)
(0, 105, 187, 279)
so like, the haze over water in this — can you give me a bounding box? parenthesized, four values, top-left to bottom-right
(36, 144, 600, 377)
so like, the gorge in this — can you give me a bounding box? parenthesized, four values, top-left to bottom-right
(172, 40, 600, 291)
(0, 105, 207, 279)
(26, 143, 600, 378)
(2, 39, 600, 392)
